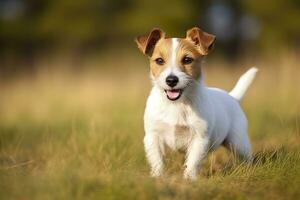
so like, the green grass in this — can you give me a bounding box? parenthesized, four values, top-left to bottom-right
(1, 54, 300, 199)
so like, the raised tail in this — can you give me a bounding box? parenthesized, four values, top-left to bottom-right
(229, 67, 258, 101)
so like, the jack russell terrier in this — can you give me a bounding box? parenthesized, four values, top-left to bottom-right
(135, 27, 258, 180)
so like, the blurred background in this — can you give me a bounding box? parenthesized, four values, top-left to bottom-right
(1, 0, 300, 199)
(0, 0, 299, 75)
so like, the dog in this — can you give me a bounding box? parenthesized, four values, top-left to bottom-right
(135, 27, 258, 180)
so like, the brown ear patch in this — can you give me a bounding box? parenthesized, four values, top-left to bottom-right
(186, 27, 216, 55)
(177, 39, 203, 80)
(135, 28, 165, 56)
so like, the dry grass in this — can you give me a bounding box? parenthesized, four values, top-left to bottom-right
(0, 51, 300, 199)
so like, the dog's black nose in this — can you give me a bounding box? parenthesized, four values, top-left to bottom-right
(166, 75, 179, 87)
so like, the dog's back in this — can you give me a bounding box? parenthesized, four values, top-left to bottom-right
(203, 87, 248, 151)
(202, 67, 258, 158)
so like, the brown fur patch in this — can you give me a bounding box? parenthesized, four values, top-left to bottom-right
(135, 28, 165, 56)
(176, 39, 203, 79)
(186, 27, 216, 55)
(136, 27, 215, 80)
(149, 38, 173, 78)
(174, 125, 190, 135)
(149, 38, 204, 80)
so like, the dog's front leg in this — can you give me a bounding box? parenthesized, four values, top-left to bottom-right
(144, 133, 164, 177)
(184, 134, 209, 180)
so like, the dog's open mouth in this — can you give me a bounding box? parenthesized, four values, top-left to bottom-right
(165, 89, 182, 101)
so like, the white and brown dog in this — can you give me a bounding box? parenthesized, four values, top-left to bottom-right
(135, 27, 257, 180)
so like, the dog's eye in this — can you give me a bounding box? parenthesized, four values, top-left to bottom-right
(155, 58, 165, 65)
(182, 56, 194, 65)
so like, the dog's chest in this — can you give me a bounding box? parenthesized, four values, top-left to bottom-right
(156, 122, 192, 150)
(145, 90, 208, 150)
(148, 102, 203, 150)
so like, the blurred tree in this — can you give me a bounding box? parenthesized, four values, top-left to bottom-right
(243, 0, 300, 52)
(0, 0, 299, 60)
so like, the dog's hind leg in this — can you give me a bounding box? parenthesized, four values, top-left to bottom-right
(223, 125, 252, 162)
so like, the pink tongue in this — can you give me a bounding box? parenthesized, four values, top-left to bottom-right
(166, 90, 180, 99)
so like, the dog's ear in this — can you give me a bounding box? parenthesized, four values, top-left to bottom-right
(135, 28, 165, 57)
(186, 27, 216, 55)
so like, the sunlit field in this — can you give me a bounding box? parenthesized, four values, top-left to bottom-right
(1, 51, 300, 199)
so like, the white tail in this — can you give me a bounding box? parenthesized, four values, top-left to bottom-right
(229, 67, 258, 101)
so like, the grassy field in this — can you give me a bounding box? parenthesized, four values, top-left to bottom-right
(0, 52, 300, 199)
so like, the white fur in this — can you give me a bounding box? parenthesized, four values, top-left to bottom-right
(230, 67, 258, 101)
(143, 39, 257, 180)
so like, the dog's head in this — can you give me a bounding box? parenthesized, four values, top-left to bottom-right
(135, 27, 215, 101)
